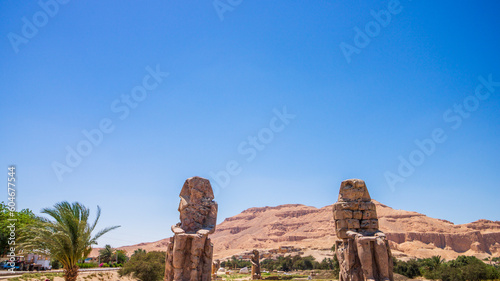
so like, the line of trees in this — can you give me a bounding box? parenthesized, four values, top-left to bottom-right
(221, 254, 340, 274)
(219, 252, 500, 281)
(221, 256, 252, 269)
(261, 255, 339, 272)
(394, 255, 500, 281)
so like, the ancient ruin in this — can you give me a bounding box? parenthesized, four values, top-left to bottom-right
(165, 177, 218, 281)
(251, 250, 261, 280)
(212, 259, 220, 279)
(333, 179, 393, 281)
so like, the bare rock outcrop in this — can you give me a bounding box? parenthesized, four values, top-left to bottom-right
(90, 198, 500, 262)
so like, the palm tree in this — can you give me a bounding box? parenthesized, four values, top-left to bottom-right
(426, 255, 444, 271)
(20, 202, 119, 281)
(133, 248, 146, 256)
(431, 256, 444, 266)
(99, 244, 115, 263)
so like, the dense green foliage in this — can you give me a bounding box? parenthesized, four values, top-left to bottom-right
(393, 258, 421, 278)
(220, 254, 339, 276)
(221, 252, 498, 281)
(260, 255, 338, 273)
(119, 251, 165, 281)
(18, 202, 119, 281)
(51, 258, 62, 269)
(221, 256, 252, 269)
(134, 248, 147, 256)
(394, 255, 500, 281)
(0, 202, 38, 256)
(77, 262, 99, 268)
(115, 250, 129, 264)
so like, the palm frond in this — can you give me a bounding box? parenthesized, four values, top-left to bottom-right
(18, 201, 119, 280)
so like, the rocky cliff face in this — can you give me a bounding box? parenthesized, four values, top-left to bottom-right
(210, 201, 500, 260)
(90, 202, 500, 261)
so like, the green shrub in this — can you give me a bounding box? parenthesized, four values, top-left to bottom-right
(393, 255, 500, 280)
(77, 262, 98, 268)
(393, 258, 421, 278)
(50, 258, 61, 269)
(118, 251, 165, 281)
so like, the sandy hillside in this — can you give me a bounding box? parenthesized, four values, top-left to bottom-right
(91, 201, 500, 261)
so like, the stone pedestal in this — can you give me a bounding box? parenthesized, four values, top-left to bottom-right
(212, 259, 220, 279)
(165, 234, 213, 281)
(336, 237, 393, 281)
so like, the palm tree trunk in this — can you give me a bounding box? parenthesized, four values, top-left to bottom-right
(64, 265, 79, 281)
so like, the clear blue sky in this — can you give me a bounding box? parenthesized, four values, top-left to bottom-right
(1, 1, 499, 247)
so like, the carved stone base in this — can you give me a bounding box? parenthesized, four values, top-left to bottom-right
(165, 234, 213, 281)
(336, 238, 393, 281)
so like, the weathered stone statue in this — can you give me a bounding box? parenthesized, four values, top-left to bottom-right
(212, 259, 220, 279)
(333, 179, 393, 281)
(250, 250, 261, 280)
(165, 177, 218, 281)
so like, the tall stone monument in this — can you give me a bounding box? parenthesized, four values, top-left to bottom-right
(212, 259, 220, 279)
(333, 179, 393, 281)
(165, 177, 218, 281)
(250, 250, 261, 280)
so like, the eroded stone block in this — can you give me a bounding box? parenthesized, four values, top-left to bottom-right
(333, 179, 393, 281)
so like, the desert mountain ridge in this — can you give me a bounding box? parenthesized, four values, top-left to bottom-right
(90, 201, 500, 261)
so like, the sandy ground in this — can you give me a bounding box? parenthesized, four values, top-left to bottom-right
(61, 271, 136, 281)
(0, 271, 137, 281)
(0, 271, 436, 281)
